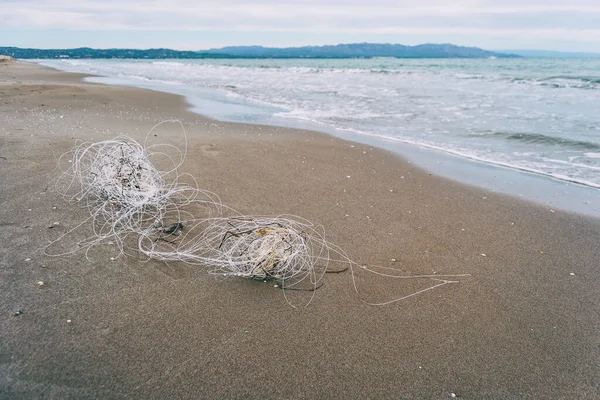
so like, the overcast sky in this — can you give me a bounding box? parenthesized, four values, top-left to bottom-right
(2, 0, 600, 52)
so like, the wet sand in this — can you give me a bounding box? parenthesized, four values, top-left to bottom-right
(1, 61, 600, 399)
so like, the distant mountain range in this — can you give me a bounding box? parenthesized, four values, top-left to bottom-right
(0, 43, 518, 59)
(203, 43, 517, 58)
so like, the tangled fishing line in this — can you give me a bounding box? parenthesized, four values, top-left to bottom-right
(49, 122, 221, 259)
(47, 121, 469, 307)
(139, 215, 340, 291)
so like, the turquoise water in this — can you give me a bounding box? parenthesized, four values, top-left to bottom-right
(37, 58, 600, 215)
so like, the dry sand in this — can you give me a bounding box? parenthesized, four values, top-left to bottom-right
(1, 61, 600, 399)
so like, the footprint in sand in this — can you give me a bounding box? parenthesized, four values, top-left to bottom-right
(199, 143, 219, 157)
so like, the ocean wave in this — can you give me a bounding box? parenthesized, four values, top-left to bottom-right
(543, 75, 600, 84)
(350, 131, 600, 189)
(509, 75, 600, 90)
(151, 61, 186, 66)
(473, 131, 600, 150)
(192, 65, 413, 75)
(454, 73, 486, 80)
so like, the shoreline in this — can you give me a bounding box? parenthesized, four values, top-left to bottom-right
(36, 59, 600, 219)
(2, 61, 600, 399)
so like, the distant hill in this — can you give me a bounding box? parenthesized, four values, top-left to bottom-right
(205, 43, 519, 58)
(0, 47, 231, 59)
(500, 50, 600, 59)
(0, 43, 519, 59)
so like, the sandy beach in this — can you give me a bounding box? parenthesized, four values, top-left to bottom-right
(2, 61, 600, 399)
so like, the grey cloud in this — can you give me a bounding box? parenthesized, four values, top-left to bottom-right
(2, 0, 600, 33)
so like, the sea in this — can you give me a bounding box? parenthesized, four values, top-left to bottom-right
(36, 58, 600, 217)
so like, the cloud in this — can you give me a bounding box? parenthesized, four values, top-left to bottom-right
(2, 0, 600, 46)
